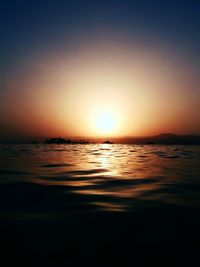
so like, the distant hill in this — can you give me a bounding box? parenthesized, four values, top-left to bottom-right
(112, 134, 200, 145)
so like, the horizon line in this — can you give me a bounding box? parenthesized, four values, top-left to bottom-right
(1, 132, 200, 144)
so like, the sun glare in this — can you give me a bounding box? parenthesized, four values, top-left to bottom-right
(95, 111, 117, 135)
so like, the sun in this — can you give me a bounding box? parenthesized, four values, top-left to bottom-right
(95, 111, 117, 135)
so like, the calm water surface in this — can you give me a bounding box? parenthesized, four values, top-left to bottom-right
(1, 144, 200, 212)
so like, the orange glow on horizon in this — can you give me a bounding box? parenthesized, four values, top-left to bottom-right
(2, 38, 200, 138)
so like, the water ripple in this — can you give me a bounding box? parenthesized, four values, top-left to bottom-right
(0, 144, 200, 212)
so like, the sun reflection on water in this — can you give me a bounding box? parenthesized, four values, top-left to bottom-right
(1, 144, 200, 212)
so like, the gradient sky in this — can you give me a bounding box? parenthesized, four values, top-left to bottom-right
(0, 0, 200, 140)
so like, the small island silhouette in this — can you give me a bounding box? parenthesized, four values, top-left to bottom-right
(103, 140, 113, 144)
(45, 137, 89, 144)
(44, 137, 115, 144)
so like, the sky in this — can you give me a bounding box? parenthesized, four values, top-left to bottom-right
(0, 0, 200, 141)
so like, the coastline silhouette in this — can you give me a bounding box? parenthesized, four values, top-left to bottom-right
(27, 134, 200, 146)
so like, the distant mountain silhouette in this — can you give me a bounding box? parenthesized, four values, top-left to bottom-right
(112, 133, 200, 145)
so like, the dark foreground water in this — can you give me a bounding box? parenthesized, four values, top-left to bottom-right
(0, 144, 200, 266)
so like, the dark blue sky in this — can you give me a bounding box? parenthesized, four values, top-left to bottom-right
(1, 0, 200, 69)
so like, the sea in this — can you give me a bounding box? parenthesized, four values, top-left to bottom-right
(0, 144, 200, 266)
